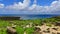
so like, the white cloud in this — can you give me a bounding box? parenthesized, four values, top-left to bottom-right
(0, 3, 4, 8)
(6, 0, 30, 10)
(28, 0, 60, 14)
(0, 0, 60, 14)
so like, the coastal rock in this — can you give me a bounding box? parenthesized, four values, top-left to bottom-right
(7, 26, 17, 34)
(55, 22, 60, 26)
(33, 31, 42, 34)
(52, 28, 58, 31)
(57, 32, 60, 34)
(52, 32, 56, 34)
(12, 24, 16, 28)
(26, 25, 30, 28)
(34, 27, 41, 31)
(43, 30, 50, 33)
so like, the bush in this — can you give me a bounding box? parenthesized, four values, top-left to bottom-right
(16, 26, 24, 34)
(25, 27, 35, 34)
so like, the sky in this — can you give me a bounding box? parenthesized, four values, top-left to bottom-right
(0, 0, 60, 14)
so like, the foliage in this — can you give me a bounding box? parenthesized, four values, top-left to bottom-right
(16, 26, 24, 34)
(0, 16, 59, 34)
(25, 27, 35, 34)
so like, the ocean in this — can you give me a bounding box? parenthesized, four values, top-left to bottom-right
(0, 14, 59, 20)
(20, 15, 59, 20)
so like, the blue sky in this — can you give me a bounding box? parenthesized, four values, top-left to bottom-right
(0, 0, 60, 14)
(0, 0, 56, 6)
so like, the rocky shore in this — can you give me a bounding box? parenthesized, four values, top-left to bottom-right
(0, 16, 60, 34)
(6, 22, 60, 34)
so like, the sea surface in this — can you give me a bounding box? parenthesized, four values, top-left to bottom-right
(0, 14, 60, 20)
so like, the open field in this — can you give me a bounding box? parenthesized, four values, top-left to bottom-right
(0, 16, 60, 34)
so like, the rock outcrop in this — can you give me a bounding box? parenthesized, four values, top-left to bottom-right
(7, 26, 17, 34)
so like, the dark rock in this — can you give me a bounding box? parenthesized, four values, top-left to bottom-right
(57, 32, 60, 34)
(52, 28, 58, 31)
(35, 24, 39, 26)
(47, 28, 50, 30)
(33, 27, 41, 34)
(33, 31, 42, 34)
(55, 22, 60, 26)
(52, 32, 56, 34)
(34, 27, 41, 32)
(12, 26, 16, 29)
(43, 30, 50, 33)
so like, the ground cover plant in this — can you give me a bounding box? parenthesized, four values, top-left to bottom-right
(0, 16, 60, 34)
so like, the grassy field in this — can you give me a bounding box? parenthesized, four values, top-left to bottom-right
(0, 16, 60, 34)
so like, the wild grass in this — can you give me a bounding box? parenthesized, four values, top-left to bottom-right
(0, 16, 59, 34)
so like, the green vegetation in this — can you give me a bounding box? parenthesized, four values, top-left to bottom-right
(0, 16, 60, 34)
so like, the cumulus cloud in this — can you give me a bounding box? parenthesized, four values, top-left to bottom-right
(0, 0, 60, 14)
(6, 0, 30, 10)
(28, 0, 60, 14)
(0, 3, 4, 8)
